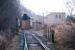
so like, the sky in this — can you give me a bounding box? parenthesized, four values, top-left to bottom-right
(20, 0, 74, 16)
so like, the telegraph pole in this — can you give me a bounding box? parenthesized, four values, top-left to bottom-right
(42, 8, 45, 27)
(43, 12, 44, 26)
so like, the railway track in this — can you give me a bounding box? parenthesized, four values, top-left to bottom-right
(23, 31, 50, 50)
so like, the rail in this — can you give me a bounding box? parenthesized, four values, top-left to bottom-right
(32, 34, 50, 50)
(24, 33, 28, 50)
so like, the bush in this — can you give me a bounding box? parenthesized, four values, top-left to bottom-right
(52, 21, 75, 50)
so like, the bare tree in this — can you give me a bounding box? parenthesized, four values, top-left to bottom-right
(65, 0, 75, 15)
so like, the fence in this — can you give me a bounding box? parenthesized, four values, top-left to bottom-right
(43, 25, 55, 43)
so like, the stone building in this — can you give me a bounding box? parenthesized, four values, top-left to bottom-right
(44, 12, 66, 26)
